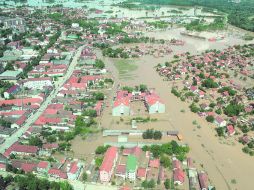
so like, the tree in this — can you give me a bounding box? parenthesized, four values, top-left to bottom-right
(189, 103, 200, 113)
(164, 179, 171, 189)
(142, 179, 156, 189)
(216, 127, 225, 136)
(4, 62, 15, 71)
(153, 130, 162, 140)
(139, 84, 148, 92)
(95, 145, 110, 154)
(143, 129, 153, 139)
(160, 155, 172, 168)
(82, 173, 88, 182)
(82, 109, 97, 117)
(75, 116, 85, 128)
(206, 115, 215, 123)
(224, 103, 243, 116)
(28, 136, 43, 147)
(93, 92, 104, 100)
(95, 59, 105, 69)
(95, 157, 103, 169)
(202, 78, 218, 88)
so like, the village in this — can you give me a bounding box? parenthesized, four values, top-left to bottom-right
(156, 44, 254, 156)
(0, 0, 254, 190)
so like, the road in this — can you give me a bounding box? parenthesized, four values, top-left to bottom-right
(0, 45, 85, 154)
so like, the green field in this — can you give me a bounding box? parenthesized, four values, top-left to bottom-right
(114, 59, 138, 80)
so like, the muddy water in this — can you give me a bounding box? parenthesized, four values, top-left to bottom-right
(107, 52, 254, 189)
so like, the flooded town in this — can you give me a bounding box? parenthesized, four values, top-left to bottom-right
(0, 0, 254, 189)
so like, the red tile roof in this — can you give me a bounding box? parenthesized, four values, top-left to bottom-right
(173, 168, 185, 184)
(100, 147, 118, 173)
(21, 163, 37, 173)
(0, 98, 43, 106)
(113, 97, 130, 107)
(42, 143, 59, 149)
(37, 161, 49, 169)
(0, 163, 6, 169)
(116, 164, 126, 174)
(4, 142, 38, 157)
(137, 167, 146, 178)
(15, 115, 27, 126)
(145, 94, 163, 106)
(34, 116, 61, 125)
(173, 159, 181, 170)
(48, 168, 67, 179)
(227, 125, 235, 136)
(149, 159, 160, 168)
(0, 110, 26, 116)
(69, 161, 79, 174)
(123, 146, 142, 157)
(198, 172, 208, 189)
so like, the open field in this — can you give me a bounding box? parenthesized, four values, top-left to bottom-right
(113, 59, 138, 80)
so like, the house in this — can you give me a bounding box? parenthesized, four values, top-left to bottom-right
(172, 159, 181, 170)
(115, 164, 126, 179)
(94, 101, 103, 116)
(67, 161, 83, 180)
(188, 169, 199, 190)
(190, 86, 198, 93)
(158, 166, 165, 183)
(122, 146, 142, 157)
(145, 94, 165, 114)
(137, 167, 146, 180)
(198, 172, 208, 190)
(11, 114, 27, 128)
(112, 98, 131, 116)
(0, 97, 43, 107)
(173, 168, 185, 185)
(37, 161, 50, 174)
(21, 163, 37, 173)
(48, 168, 68, 179)
(149, 159, 160, 168)
(0, 70, 22, 80)
(226, 125, 235, 136)
(214, 116, 226, 127)
(4, 85, 21, 99)
(99, 147, 118, 182)
(199, 91, 205, 98)
(4, 142, 38, 157)
(0, 127, 16, 138)
(126, 155, 137, 181)
(0, 163, 6, 171)
(187, 157, 195, 170)
(0, 154, 7, 171)
(22, 77, 53, 90)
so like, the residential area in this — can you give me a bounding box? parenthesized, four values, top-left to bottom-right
(0, 0, 253, 190)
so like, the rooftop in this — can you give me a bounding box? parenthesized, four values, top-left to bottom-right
(126, 155, 137, 172)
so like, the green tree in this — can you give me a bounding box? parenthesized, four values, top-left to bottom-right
(82, 172, 88, 182)
(95, 59, 105, 69)
(206, 115, 215, 123)
(153, 130, 162, 140)
(216, 127, 225, 136)
(160, 155, 172, 168)
(28, 136, 43, 147)
(164, 179, 171, 189)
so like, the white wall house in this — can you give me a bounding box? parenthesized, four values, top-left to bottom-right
(23, 78, 53, 90)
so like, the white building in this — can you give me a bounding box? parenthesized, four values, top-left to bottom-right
(23, 77, 53, 90)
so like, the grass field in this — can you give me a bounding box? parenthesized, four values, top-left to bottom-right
(114, 59, 138, 79)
